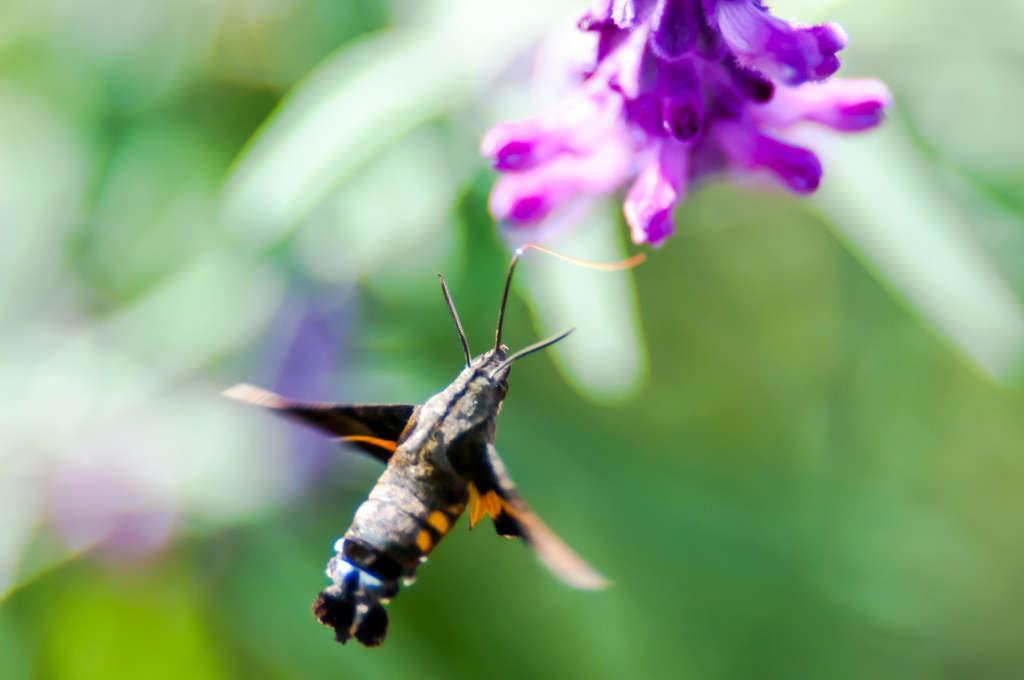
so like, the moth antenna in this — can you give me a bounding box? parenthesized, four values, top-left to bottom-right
(491, 328, 575, 378)
(438, 274, 471, 367)
(493, 245, 642, 351)
(494, 250, 522, 351)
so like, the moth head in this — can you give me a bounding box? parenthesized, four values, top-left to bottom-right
(464, 345, 511, 398)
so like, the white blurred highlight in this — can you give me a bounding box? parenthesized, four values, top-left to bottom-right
(0, 247, 289, 593)
(0, 86, 86, 591)
(295, 127, 456, 284)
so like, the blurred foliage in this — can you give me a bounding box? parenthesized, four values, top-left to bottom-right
(3, 0, 1024, 679)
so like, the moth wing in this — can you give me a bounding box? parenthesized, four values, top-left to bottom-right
(223, 383, 416, 463)
(470, 443, 609, 590)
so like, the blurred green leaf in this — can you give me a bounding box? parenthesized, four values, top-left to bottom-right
(222, 0, 583, 247)
(814, 121, 1024, 380)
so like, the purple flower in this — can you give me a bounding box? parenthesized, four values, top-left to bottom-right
(481, 0, 891, 246)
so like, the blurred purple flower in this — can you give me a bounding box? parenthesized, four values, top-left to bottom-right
(481, 0, 892, 246)
(271, 288, 354, 487)
(51, 430, 177, 562)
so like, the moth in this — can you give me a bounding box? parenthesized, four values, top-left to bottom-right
(225, 247, 641, 647)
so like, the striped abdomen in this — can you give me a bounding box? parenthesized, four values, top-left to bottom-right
(312, 464, 467, 646)
(344, 470, 467, 580)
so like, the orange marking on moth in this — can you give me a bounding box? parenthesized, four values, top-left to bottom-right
(340, 436, 397, 452)
(416, 529, 434, 553)
(484, 492, 503, 519)
(427, 511, 451, 534)
(468, 484, 485, 528)
(468, 484, 511, 529)
(497, 497, 520, 520)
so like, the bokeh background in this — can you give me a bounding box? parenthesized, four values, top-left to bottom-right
(3, 0, 1024, 678)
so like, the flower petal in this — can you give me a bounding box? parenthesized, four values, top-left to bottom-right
(612, 0, 657, 28)
(713, 120, 822, 193)
(750, 78, 893, 132)
(663, 97, 702, 140)
(723, 53, 774, 103)
(651, 0, 700, 61)
(653, 54, 699, 93)
(605, 23, 651, 98)
(624, 94, 665, 136)
(695, 0, 725, 59)
(589, 0, 614, 23)
(480, 89, 623, 172)
(483, 0, 883, 250)
(624, 138, 689, 245)
(715, 0, 846, 85)
(490, 138, 635, 227)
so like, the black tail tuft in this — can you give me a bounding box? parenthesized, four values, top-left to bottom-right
(312, 589, 391, 647)
(315, 552, 398, 647)
(313, 586, 356, 643)
(354, 605, 389, 647)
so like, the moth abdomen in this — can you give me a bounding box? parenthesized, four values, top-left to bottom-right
(348, 473, 468, 573)
(314, 475, 468, 646)
(346, 499, 426, 575)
